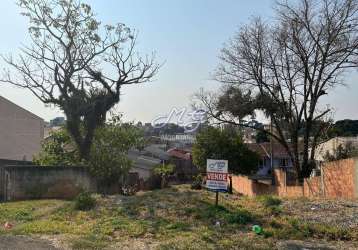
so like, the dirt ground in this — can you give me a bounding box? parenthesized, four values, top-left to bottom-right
(0, 235, 60, 250)
(0, 236, 356, 250)
(1, 188, 358, 250)
(283, 198, 358, 228)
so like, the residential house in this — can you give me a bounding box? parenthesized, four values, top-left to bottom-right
(247, 142, 294, 176)
(142, 144, 170, 161)
(50, 117, 65, 127)
(314, 136, 358, 162)
(167, 148, 198, 179)
(0, 96, 44, 161)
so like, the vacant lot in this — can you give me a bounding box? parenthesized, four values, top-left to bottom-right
(0, 185, 357, 249)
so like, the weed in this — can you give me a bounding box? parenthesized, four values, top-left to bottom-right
(260, 195, 282, 207)
(72, 234, 108, 250)
(225, 209, 252, 224)
(74, 192, 96, 211)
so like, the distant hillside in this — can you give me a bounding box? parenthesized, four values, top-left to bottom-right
(329, 119, 358, 137)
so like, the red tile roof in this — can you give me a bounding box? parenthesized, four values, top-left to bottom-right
(246, 142, 291, 158)
(167, 148, 192, 160)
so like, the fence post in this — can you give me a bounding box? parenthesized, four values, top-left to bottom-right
(320, 164, 325, 197)
(228, 175, 233, 194)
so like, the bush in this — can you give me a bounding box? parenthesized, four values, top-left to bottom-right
(268, 205, 283, 216)
(261, 195, 282, 207)
(74, 192, 96, 211)
(225, 209, 252, 224)
(196, 204, 253, 225)
(154, 164, 175, 188)
(191, 175, 203, 190)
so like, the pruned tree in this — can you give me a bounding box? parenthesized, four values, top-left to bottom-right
(1, 0, 159, 160)
(196, 0, 358, 180)
(34, 115, 145, 193)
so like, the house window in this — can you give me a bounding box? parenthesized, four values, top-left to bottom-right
(280, 158, 289, 167)
(258, 159, 265, 168)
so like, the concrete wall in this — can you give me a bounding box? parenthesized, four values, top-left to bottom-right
(232, 158, 358, 199)
(1, 166, 96, 201)
(0, 159, 32, 201)
(0, 96, 44, 161)
(315, 137, 358, 161)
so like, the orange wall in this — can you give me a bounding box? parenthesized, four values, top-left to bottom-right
(231, 158, 358, 199)
(305, 158, 356, 199)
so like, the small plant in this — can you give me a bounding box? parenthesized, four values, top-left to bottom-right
(154, 163, 175, 188)
(261, 195, 282, 207)
(225, 209, 252, 225)
(268, 205, 283, 216)
(191, 174, 203, 190)
(74, 192, 96, 211)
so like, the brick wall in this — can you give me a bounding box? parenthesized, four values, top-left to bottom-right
(304, 175, 321, 198)
(305, 158, 357, 199)
(231, 173, 277, 197)
(231, 157, 358, 199)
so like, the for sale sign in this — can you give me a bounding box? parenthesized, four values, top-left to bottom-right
(206, 159, 228, 192)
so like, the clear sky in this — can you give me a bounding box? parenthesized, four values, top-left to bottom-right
(0, 0, 357, 123)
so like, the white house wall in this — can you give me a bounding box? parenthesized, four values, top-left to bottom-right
(0, 96, 44, 161)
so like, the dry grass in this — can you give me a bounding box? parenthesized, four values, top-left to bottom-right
(0, 185, 357, 249)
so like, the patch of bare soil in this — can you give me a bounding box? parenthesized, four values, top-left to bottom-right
(108, 239, 159, 250)
(283, 198, 358, 228)
(277, 240, 358, 250)
(0, 235, 61, 250)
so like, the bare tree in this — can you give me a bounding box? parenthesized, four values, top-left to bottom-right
(198, 0, 358, 180)
(1, 0, 159, 160)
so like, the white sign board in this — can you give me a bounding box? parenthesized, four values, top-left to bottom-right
(206, 159, 228, 192)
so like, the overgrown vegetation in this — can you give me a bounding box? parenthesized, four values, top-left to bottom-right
(191, 174, 203, 190)
(192, 127, 259, 174)
(0, 185, 356, 249)
(260, 196, 282, 208)
(74, 192, 96, 211)
(34, 116, 145, 191)
(154, 163, 175, 188)
(33, 129, 80, 166)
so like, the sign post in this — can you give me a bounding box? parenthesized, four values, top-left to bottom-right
(206, 159, 228, 206)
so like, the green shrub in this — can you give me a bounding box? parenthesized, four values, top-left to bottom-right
(74, 192, 96, 211)
(225, 209, 252, 224)
(268, 205, 282, 216)
(308, 224, 352, 240)
(191, 175, 203, 190)
(154, 164, 175, 188)
(261, 196, 282, 207)
(196, 204, 252, 225)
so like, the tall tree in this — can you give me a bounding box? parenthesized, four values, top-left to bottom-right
(34, 116, 145, 189)
(197, 0, 358, 180)
(1, 0, 159, 160)
(192, 127, 259, 175)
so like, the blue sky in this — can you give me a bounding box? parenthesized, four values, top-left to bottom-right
(0, 0, 357, 122)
